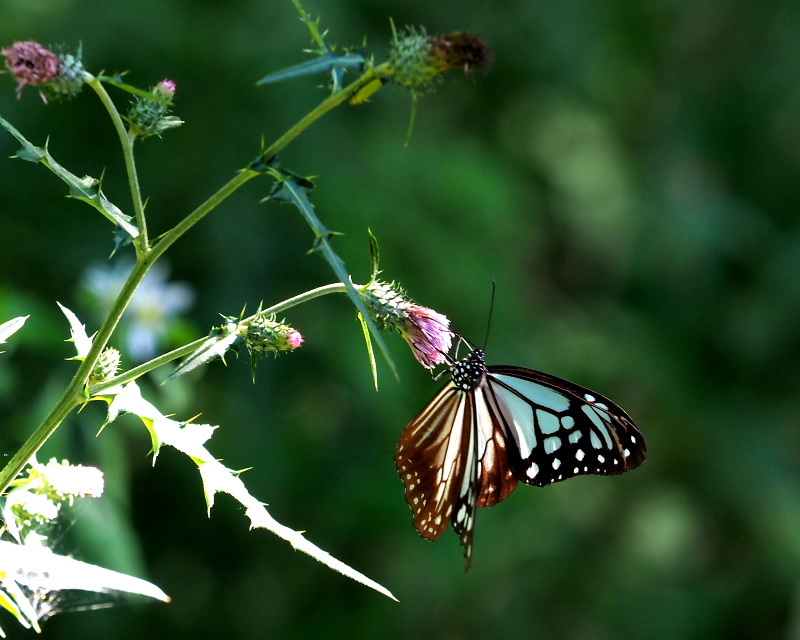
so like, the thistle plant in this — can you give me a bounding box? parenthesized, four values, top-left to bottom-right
(0, 3, 486, 632)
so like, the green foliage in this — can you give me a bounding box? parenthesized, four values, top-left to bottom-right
(2, 0, 800, 638)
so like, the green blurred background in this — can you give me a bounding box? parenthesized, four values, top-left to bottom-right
(2, 0, 800, 638)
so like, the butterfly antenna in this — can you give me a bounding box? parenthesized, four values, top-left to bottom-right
(482, 280, 496, 351)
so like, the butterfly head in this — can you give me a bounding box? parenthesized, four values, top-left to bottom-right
(451, 348, 487, 391)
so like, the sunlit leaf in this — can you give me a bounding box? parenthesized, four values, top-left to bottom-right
(170, 320, 240, 379)
(266, 167, 397, 378)
(56, 303, 93, 361)
(0, 316, 28, 352)
(0, 540, 169, 607)
(102, 382, 397, 600)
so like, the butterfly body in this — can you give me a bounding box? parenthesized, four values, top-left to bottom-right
(396, 348, 646, 569)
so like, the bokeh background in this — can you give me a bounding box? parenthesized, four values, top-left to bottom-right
(2, 0, 800, 638)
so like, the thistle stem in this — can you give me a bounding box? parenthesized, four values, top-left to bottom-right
(86, 75, 149, 252)
(89, 282, 349, 395)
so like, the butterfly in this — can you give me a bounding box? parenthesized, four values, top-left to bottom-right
(395, 346, 646, 569)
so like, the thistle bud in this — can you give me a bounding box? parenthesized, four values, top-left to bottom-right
(89, 347, 121, 384)
(1, 41, 85, 101)
(126, 78, 183, 140)
(388, 27, 491, 95)
(244, 314, 303, 355)
(360, 280, 453, 369)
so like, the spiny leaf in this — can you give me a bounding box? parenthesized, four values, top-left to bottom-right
(170, 320, 240, 379)
(0, 117, 139, 241)
(266, 168, 397, 378)
(0, 316, 29, 351)
(57, 303, 93, 361)
(0, 540, 169, 604)
(257, 52, 366, 85)
(102, 382, 397, 601)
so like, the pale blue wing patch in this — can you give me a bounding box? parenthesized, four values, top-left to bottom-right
(491, 374, 570, 412)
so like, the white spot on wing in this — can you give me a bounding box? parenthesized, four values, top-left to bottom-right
(552, 458, 561, 470)
(526, 463, 539, 479)
(576, 449, 585, 461)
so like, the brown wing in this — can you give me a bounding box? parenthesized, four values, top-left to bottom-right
(474, 384, 519, 507)
(395, 382, 473, 541)
(396, 381, 521, 570)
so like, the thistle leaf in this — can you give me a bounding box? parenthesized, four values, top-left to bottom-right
(266, 168, 397, 378)
(257, 52, 365, 85)
(102, 382, 397, 601)
(0, 540, 169, 605)
(0, 316, 29, 351)
(0, 117, 139, 241)
(170, 321, 240, 379)
(57, 303, 93, 361)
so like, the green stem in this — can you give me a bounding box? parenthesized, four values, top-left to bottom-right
(90, 282, 349, 395)
(86, 75, 149, 251)
(258, 281, 348, 316)
(258, 62, 390, 163)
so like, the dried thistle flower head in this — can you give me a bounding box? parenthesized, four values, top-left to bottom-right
(1, 40, 85, 102)
(360, 280, 453, 369)
(2, 41, 60, 97)
(388, 27, 492, 95)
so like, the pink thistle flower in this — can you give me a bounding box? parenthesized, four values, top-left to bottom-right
(286, 329, 304, 350)
(359, 280, 453, 369)
(2, 41, 61, 98)
(154, 79, 177, 99)
(401, 304, 453, 369)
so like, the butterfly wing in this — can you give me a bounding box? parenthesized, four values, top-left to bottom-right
(396, 379, 520, 569)
(486, 366, 646, 487)
(395, 382, 474, 543)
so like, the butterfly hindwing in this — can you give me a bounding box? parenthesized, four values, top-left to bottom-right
(487, 365, 646, 487)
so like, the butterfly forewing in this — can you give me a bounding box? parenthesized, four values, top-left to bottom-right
(487, 365, 646, 487)
(395, 382, 474, 541)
